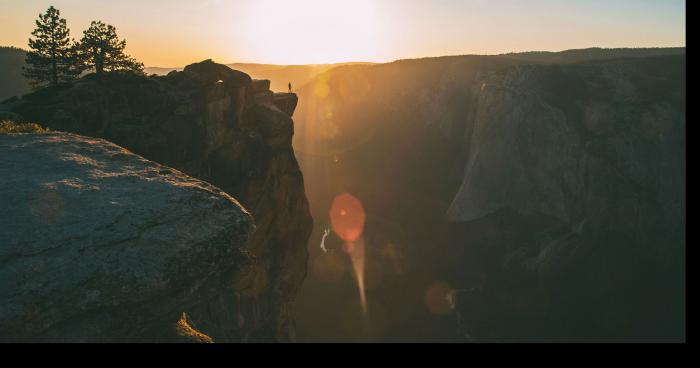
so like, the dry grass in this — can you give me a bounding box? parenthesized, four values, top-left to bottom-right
(174, 312, 214, 343)
(0, 120, 48, 134)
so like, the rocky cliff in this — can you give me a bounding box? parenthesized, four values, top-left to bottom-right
(1, 60, 313, 342)
(292, 51, 684, 341)
(0, 132, 253, 342)
(446, 56, 685, 341)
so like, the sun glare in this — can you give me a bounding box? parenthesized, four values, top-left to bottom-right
(241, 0, 386, 64)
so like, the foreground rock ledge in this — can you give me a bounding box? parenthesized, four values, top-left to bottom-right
(1, 60, 314, 342)
(0, 132, 254, 342)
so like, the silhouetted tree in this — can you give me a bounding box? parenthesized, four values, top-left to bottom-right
(23, 6, 82, 89)
(77, 21, 144, 76)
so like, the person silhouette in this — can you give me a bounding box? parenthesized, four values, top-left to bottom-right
(288, 82, 292, 93)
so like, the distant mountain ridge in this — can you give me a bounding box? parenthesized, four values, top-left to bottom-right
(1, 46, 686, 100)
(145, 62, 375, 92)
(500, 47, 686, 64)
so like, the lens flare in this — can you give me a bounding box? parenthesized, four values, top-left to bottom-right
(425, 282, 455, 316)
(330, 193, 366, 242)
(347, 237, 367, 315)
(330, 193, 369, 315)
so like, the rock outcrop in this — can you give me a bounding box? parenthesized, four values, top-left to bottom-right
(0, 132, 253, 342)
(1, 60, 313, 342)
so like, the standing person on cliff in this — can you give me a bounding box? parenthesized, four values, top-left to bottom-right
(288, 82, 292, 93)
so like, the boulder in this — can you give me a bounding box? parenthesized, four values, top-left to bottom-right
(0, 132, 254, 342)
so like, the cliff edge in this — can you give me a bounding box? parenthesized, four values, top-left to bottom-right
(1, 60, 313, 342)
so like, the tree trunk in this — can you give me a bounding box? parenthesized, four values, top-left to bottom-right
(51, 47, 58, 86)
(95, 50, 104, 76)
(52, 59, 58, 86)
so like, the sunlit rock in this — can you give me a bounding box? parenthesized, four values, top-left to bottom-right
(0, 132, 253, 342)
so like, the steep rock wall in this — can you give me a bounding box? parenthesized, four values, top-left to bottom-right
(448, 56, 685, 341)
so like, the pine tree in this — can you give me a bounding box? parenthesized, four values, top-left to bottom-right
(23, 6, 82, 89)
(77, 21, 144, 76)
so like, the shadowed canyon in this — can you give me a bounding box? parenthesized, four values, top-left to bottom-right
(292, 48, 685, 342)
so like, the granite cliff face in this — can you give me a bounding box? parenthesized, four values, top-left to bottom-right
(1, 60, 313, 342)
(445, 57, 685, 341)
(0, 132, 253, 342)
(293, 51, 684, 341)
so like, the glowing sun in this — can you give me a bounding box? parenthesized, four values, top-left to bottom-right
(242, 0, 386, 64)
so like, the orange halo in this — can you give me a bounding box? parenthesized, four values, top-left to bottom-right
(330, 193, 366, 242)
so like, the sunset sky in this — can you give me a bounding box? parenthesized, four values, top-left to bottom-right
(0, 0, 686, 66)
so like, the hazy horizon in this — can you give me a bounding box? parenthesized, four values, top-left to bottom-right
(0, 0, 685, 66)
(141, 46, 689, 68)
